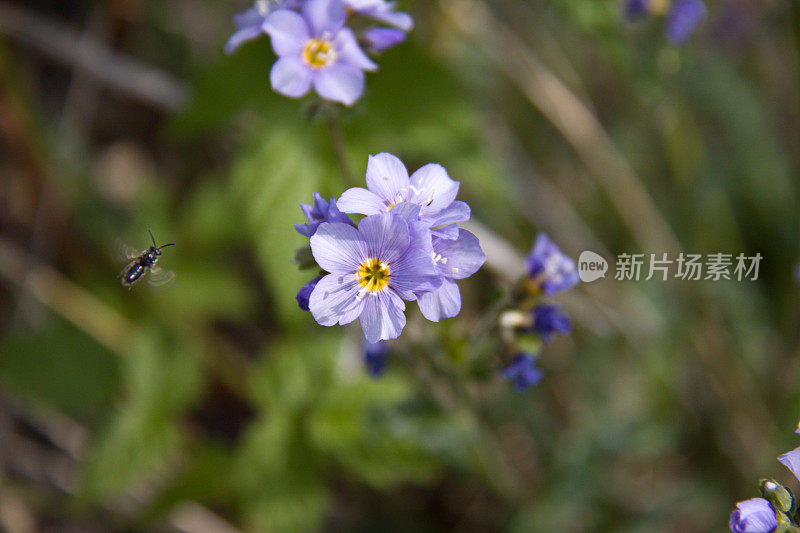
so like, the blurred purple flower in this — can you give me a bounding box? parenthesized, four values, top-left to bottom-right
(263, 0, 377, 105)
(296, 275, 322, 311)
(224, 0, 300, 54)
(417, 228, 486, 322)
(665, 0, 707, 44)
(308, 212, 440, 342)
(501, 353, 543, 392)
(525, 233, 579, 295)
(728, 498, 777, 533)
(532, 304, 571, 343)
(777, 446, 800, 483)
(337, 153, 470, 234)
(345, 0, 413, 31)
(363, 27, 407, 53)
(295, 191, 354, 237)
(625, 0, 648, 19)
(363, 339, 389, 376)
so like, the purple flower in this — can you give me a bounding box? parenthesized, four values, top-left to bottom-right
(308, 212, 441, 342)
(344, 0, 413, 31)
(363, 339, 389, 376)
(295, 191, 354, 237)
(296, 276, 322, 311)
(501, 353, 543, 392)
(624, 0, 648, 19)
(417, 229, 485, 322)
(263, 0, 378, 105)
(778, 446, 800, 483)
(728, 498, 777, 533)
(665, 0, 707, 44)
(525, 233, 579, 295)
(337, 153, 470, 234)
(363, 27, 407, 53)
(531, 304, 571, 343)
(224, 0, 300, 54)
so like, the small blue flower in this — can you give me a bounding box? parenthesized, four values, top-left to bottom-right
(263, 0, 378, 105)
(363, 27, 407, 53)
(525, 233, 579, 295)
(501, 353, 543, 392)
(728, 498, 777, 533)
(296, 275, 322, 311)
(308, 212, 441, 342)
(224, 0, 300, 54)
(778, 446, 800, 484)
(531, 304, 571, 343)
(295, 191, 354, 237)
(337, 153, 471, 235)
(665, 0, 707, 44)
(363, 339, 389, 376)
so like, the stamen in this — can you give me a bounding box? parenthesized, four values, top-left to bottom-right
(356, 258, 391, 294)
(302, 39, 336, 69)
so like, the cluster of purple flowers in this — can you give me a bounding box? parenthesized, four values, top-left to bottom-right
(500, 234, 579, 392)
(295, 152, 485, 346)
(625, 0, 707, 45)
(225, 0, 412, 105)
(729, 423, 800, 532)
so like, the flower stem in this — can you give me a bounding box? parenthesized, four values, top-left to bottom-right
(325, 108, 356, 187)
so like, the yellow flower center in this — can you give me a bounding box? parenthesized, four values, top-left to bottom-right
(357, 258, 390, 293)
(302, 39, 336, 69)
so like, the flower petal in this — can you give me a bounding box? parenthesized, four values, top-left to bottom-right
(409, 163, 459, 216)
(365, 152, 410, 204)
(778, 446, 800, 484)
(224, 25, 265, 54)
(390, 246, 441, 299)
(270, 57, 313, 98)
(310, 222, 366, 273)
(309, 274, 365, 326)
(665, 0, 706, 44)
(363, 27, 406, 53)
(417, 278, 461, 322)
(335, 28, 378, 71)
(431, 224, 459, 240)
(428, 200, 471, 228)
(432, 229, 485, 279)
(263, 10, 309, 56)
(337, 187, 386, 215)
(357, 213, 409, 266)
(359, 290, 406, 342)
(312, 63, 365, 106)
(302, 0, 346, 36)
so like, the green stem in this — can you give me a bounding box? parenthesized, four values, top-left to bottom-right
(325, 108, 356, 187)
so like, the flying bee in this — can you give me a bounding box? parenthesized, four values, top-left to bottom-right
(118, 229, 175, 289)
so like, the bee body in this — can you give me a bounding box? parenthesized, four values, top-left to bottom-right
(119, 232, 174, 289)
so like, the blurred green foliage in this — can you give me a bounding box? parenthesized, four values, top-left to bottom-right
(0, 0, 799, 531)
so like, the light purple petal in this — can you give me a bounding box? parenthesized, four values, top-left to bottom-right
(263, 10, 309, 56)
(417, 278, 461, 322)
(270, 57, 313, 98)
(363, 27, 406, 53)
(390, 246, 441, 300)
(778, 446, 800, 483)
(345, 0, 413, 30)
(796, 421, 800, 434)
(312, 63, 365, 106)
(302, 0, 346, 36)
(365, 152, 410, 204)
(431, 224, 458, 240)
(409, 163, 459, 216)
(310, 222, 366, 273)
(233, 6, 264, 28)
(335, 28, 378, 71)
(225, 25, 265, 54)
(357, 213, 409, 266)
(428, 200, 471, 228)
(432, 229, 485, 279)
(359, 290, 406, 342)
(368, 9, 413, 31)
(309, 274, 365, 326)
(337, 187, 386, 215)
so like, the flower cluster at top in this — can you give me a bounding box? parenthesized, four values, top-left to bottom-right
(294, 153, 486, 345)
(225, 0, 412, 105)
(625, 0, 707, 45)
(499, 234, 580, 392)
(729, 423, 800, 533)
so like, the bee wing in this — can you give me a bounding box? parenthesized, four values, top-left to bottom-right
(116, 239, 142, 261)
(147, 265, 175, 287)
